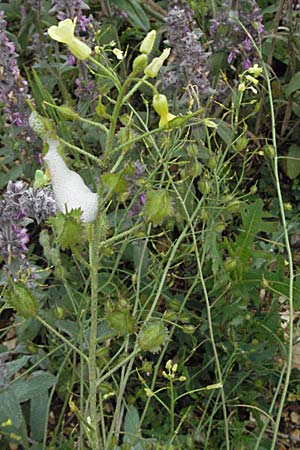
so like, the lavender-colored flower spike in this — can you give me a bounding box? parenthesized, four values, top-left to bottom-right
(163, 1, 211, 95)
(0, 12, 29, 129)
(0, 181, 56, 263)
(210, 0, 264, 69)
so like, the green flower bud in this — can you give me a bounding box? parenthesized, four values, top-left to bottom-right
(144, 48, 170, 78)
(153, 94, 169, 117)
(132, 54, 148, 73)
(153, 94, 176, 127)
(140, 30, 156, 55)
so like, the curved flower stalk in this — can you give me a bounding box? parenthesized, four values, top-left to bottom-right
(44, 139, 98, 223)
(48, 17, 91, 60)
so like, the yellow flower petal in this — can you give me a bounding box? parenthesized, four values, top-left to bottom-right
(48, 18, 75, 44)
(159, 112, 176, 127)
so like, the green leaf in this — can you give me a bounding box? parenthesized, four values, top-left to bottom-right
(0, 388, 23, 428)
(123, 405, 143, 449)
(30, 390, 49, 442)
(102, 172, 128, 195)
(110, 0, 150, 30)
(48, 210, 85, 249)
(12, 371, 57, 403)
(285, 72, 300, 97)
(286, 144, 300, 179)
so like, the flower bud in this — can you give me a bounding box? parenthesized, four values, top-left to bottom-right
(153, 94, 176, 127)
(140, 30, 156, 55)
(132, 54, 148, 73)
(144, 48, 170, 78)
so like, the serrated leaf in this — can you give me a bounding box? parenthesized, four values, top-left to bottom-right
(286, 144, 300, 179)
(233, 199, 278, 266)
(48, 210, 85, 249)
(285, 72, 300, 97)
(110, 0, 149, 30)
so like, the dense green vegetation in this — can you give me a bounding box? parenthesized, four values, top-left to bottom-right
(0, 1, 300, 449)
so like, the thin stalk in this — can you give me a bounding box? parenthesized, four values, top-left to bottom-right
(238, 22, 295, 447)
(263, 60, 295, 450)
(170, 180, 230, 449)
(88, 223, 102, 449)
(36, 316, 89, 363)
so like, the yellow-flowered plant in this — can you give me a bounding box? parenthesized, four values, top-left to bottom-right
(153, 93, 176, 127)
(48, 18, 91, 60)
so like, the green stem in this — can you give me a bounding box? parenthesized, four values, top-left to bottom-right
(88, 224, 101, 449)
(58, 137, 103, 166)
(36, 316, 88, 363)
(169, 378, 175, 436)
(264, 60, 295, 450)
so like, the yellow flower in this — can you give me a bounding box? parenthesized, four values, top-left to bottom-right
(153, 93, 176, 127)
(48, 18, 91, 60)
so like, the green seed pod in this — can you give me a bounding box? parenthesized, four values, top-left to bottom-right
(207, 156, 217, 170)
(182, 324, 196, 335)
(227, 200, 241, 213)
(106, 310, 135, 337)
(198, 179, 211, 195)
(6, 284, 38, 318)
(235, 136, 248, 152)
(140, 30, 156, 55)
(224, 257, 238, 272)
(138, 321, 168, 353)
(214, 222, 226, 233)
(56, 105, 80, 120)
(263, 144, 275, 159)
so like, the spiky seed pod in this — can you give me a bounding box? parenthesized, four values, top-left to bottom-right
(138, 321, 168, 353)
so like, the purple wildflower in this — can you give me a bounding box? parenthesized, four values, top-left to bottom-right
(242, 58, 252, 70)
(163, 1, 211, 95)
(0, 181, 56, 263)
(0, 11, 31, 134)
(210, 0, 264, 70)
